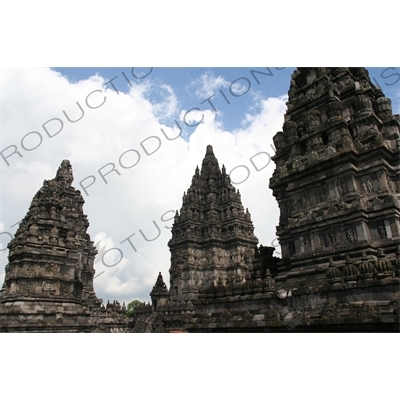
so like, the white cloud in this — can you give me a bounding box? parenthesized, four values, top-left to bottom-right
(151, 82, 179, 119)
(0, 68, 286, 305)
(188, 70, 230, 99)
(131, 78, 179, 120)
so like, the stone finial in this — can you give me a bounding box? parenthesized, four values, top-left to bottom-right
(354, 90, 373, 114)
(359, 251, 374, 279)
(155, 272, 167, 289)
(375, 248, 393, 278)
(343, 255, 359, 282)
(263, 269, 276, 293)
(55, 160, 74, 187)
(375, 96, 392, 120)
(201, 144, 220, 177)
(283, 120, 298, 139)
(326, 258, 342, 284)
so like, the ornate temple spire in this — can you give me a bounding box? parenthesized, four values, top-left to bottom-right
(270, 67, 400, 286)
(168, 145, 259, 300)
(0, 160, 101, 331)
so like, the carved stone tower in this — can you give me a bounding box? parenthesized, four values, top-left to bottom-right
(270, 68, 400, 287)
(0, 160, 101, 331)
(168, 145, 259, 300)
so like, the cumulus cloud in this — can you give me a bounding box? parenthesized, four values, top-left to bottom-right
(0, 68, 286, 305)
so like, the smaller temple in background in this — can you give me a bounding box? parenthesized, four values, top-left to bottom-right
(0, 161, 129, 332)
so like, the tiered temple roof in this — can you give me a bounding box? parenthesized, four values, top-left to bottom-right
(0, 160, 128, 332)
(269, 67, 400, 286)
(168, 145, 259, 300)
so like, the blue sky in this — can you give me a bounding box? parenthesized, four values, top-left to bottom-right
(54, 67, 297, 131)
(53, 67, 400, 131)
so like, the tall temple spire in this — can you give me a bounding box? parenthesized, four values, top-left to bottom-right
(270, 67, 400, 286)
(168, 145, 259, 300)
(0, 160, 101, 331)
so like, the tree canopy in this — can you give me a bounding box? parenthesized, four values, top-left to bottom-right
(126, 299, 142, 317)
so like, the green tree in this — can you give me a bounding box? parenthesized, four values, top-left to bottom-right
(126, 299, 142, 317)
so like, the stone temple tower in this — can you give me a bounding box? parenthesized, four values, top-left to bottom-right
(269, 68, 400, 287)
(0, 160, 101, 331)
(168, 145, 259, 300)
